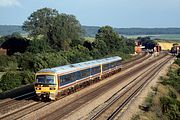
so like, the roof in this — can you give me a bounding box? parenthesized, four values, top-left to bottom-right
(37, 56, 122, 75)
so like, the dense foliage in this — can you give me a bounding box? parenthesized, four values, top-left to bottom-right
(0, 71, 34, 91)
(0, 8, 135, 92)
(137, 37, 157, 49)
(1, 33, 29, 55)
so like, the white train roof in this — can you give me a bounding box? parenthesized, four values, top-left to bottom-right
(37, 56, 122, 74)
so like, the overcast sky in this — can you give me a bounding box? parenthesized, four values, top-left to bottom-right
(0, 0, 180, 28)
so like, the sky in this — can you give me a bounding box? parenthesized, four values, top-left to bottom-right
(0, 0, 180, 28)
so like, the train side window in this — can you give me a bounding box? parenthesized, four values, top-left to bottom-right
(103, 63, 109, 71)
(75, 71, 80, 80)
(60, 75, 65, 84)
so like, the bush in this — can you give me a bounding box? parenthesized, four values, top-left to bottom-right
(0, 71, 34, 92)
(160, 96, 180, 120)
(0, 55, 18, 72)
(174, 58, 180, 66)
(168, 90, 177, 99)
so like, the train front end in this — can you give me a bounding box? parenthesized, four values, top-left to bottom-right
(34, 73, 58, 101)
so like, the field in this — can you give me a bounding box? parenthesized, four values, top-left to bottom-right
(124, 34, 180, 40)
(123, 34, 180, 50)
(157, 41, 180, 50)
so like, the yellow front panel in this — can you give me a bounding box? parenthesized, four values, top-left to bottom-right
(35, 72, 58, 97)
(35, 87, 57, 93)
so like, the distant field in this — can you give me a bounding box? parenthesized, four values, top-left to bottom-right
(84, 37, 95, 42)
(151, 34, 180, 40)
(157, 41, 180, 50)
(124, 34, 180, 40)
(123, 34, 180, 50)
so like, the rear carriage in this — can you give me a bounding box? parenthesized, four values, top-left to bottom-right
(34, 56, 122, 100)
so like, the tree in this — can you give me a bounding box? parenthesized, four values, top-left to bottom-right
(138, 37, 156, 49)
(48, 14, 83, 51)
(22, 7, 58, 39)
(0, 72, 22, 91)
(92, 39, 108, 58)
(27, 38, 52, 54)
(63, 45, 92, 63)
(83, 41, 93, 51)
(96, 26, 120, 47)
(23, 8, 83, 51)
(0, 71, 34, 92)
(94, 26, 134, 57)
(0, 36, 5, 46)
(1, 33, 29, 55)
(0, 55, 18, 72)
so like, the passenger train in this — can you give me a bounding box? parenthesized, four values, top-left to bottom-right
(34, 56, 122, 100)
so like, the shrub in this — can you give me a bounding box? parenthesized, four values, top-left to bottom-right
(160, 96, 180, 120)
(0, 71, 34, 92)
(168, 90, 177, 99)
(0, 55, 18, 72)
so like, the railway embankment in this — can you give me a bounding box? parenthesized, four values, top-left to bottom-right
(126, 57, 178, 120)
(0, 84, 34, 99)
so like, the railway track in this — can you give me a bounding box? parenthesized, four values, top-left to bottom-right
(39, 53, 169, 120)
(0, 91, 36, 116)
(0, 53, 150, 119)
(89, 56, 172, 120)
(0, 101, 53, 120)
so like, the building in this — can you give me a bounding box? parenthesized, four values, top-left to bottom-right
(0, 48, 7, 55)
(135, 40, 145, 54)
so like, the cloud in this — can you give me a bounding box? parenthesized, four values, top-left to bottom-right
(0, 0, 21, 7)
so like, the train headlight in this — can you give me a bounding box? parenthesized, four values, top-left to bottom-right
(36, 87, 41, 90)
(50, 87, 56, 90)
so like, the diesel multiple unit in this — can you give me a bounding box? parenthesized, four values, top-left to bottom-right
(34, 56, 122, 100)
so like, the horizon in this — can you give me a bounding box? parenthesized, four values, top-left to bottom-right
(1, 25, 180, 29)
(0, 0, 180, 28)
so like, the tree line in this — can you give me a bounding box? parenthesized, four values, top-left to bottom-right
(1, 25, 180, 37)
(0, 8, 134, 92)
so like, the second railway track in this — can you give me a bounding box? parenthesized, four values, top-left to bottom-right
(89, 55, 172, 120)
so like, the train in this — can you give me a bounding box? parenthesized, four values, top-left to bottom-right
(34, 56, 122, 100)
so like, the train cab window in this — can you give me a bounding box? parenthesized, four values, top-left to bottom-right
(36, 75, 55, 84)
(46, 76, 54, 84)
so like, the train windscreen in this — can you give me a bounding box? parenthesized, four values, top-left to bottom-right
(36, 75, 55, 84)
